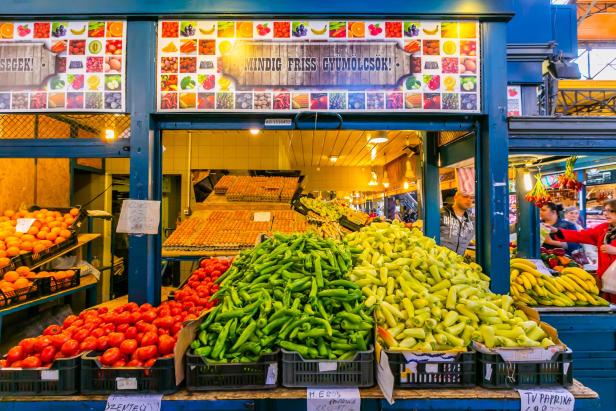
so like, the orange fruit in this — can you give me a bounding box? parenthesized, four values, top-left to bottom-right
(0, 257, 9, 268)
(64, 217, 75, 225)
(36, 231, 47, 240)
(13, 278, 30, 289)
(237, 22, 253, 38)
(55, 236, 66, 245)
(107, 21, 124, 37)
(3, 210, 15, 218)
(21, 234, 35, 242)
(6, 246, 20, 257)
(3, 271, 19, 283)
(0, 23, 14, 39)
(27, 226, 39, 236)
(60, 229, 72, 239)
(16, 266, 30, 276)
(0, 250, 6, 258)
(50, 227, 61, 235)
(45, 233, 57, 242)
(25, 272, 36, 279)
(49, 221, 60, 229)
(350, 22, 365, 38)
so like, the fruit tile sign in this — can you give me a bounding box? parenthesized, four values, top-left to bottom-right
(157, 20, 480, 112)
(0, 21, 126, 112)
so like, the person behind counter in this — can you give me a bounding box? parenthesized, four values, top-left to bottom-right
(564, 206, 597, 265)
(547, 199, 616, 303)
(440, 191, 474, 255)
(540, 202, 583, 255)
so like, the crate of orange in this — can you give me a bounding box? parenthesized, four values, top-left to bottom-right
(35, 269, 81, 296)
(0, 267, 42, 308)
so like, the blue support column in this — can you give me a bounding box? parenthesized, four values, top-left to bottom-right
(476, 22, 510, 294)
(423, 131, 440, 241)
(578, 171, 587, 227)
(127, 20, 161, 305)
(515, 170, 540, 258)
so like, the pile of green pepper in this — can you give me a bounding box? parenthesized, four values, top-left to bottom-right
(190, 232, 373, 363)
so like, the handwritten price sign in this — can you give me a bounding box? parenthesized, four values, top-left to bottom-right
(306, 388, 361, 411)
(518, 388, 575, 411)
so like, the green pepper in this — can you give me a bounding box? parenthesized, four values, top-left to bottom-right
(314, 256, 324, 287)
(280, 341, 318, 358)
(310, 317, 333, 337)
(309, 277, 318, 299)
(229, 318, 238, 341)
(211, 320, 231, 359)
(216, 308, 245, 322)
(208, 323, 223, 333)
(199, 306, 220, 331)
(297, 328, 327, 340)
(198, 330, 208, 346)
(190, 340, 201, 350)
(241, 342, 262, 356)
(328, 279, 359, 290)
(194, 346, 212, 357)
(262, 316, 289, 335)
(230, 320, 257, 352)
(337, 312, 363, 324)
(289, 277, 311, 292)
(318, 289, 349, 299)
(338, 351, 356, 360)
(230, 287, 242, 306)
(279, 317, 306, 340)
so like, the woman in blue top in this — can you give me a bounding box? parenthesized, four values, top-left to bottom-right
(540, 202, 582, 256)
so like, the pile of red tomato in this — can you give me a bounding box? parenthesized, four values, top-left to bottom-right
(1, 258, 230, 369)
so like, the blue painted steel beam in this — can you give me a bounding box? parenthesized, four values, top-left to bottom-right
(422, 132, 440, 242)
(515, 170, 539, 258)
(2, 0, 514, 20)
(476, 21, 510, 295)
(126, 19, 161, 305)
(0, 139, 129, 158)
(155, 113, 476, 133)
(439, 133, 475, 167)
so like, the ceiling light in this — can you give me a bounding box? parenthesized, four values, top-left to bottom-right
(382, 170, 390, 188)
(368, 131, 389, 144)
(249, 128, 260, 135)
(329, 155, 338, 163)
(104, 129, 115, 140)
(371, 146, 377, 161)
(368, 170, 378, 186)
(403, 181, 409, 190)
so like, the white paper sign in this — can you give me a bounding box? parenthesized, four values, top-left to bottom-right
(376, 350, 395, 405)
(529, 259, 552, 276)
(40, 369, 59, 381)
(266, 363, 278, 385)
(253, 212, 271, 222)
(105, 394, 162, 411)
(15, 218, 36, 233)
(115, 377, 138, 390)
(307, 388, 360, 411)
(116, 200, 161, 235)
(517, 387, 574, 411)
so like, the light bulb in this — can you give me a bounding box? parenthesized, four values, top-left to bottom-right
(403, 181, 409, 190)
(104, 129, 115, 140)
(249, 128, 260, 135)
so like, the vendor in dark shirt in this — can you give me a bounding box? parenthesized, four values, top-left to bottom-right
(540, 202, 582, 255)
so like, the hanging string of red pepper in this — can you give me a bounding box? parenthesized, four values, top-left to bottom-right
(525, 171, 551, 207)
(557, 156, 583, 191)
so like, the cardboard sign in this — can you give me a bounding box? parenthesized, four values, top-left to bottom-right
(221, 41, 412, 88)
(517, 388, 574, 411)
(104, 394, 162, 411)
(307, 388, 361, 411)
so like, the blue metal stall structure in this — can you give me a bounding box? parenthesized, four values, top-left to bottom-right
(1, 0, 610, 410)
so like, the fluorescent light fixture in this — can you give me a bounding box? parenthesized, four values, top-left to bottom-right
(329, 155, 338, 163)
(105, 129, 115, 140)
(368, 131, 389, 144)
(371, 146, 377, 161)
(249, 128, 260, 135)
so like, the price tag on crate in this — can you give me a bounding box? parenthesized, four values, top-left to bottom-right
(105, 394, 162, 411)
(307, 388, 360, 411)
(40, 369, 59, 381)
(15, 218, 36, 233)
(266, 363, 278, 385)
(115, 377, 138, 390)
(253, 212, 271, 222)
(517, 387, 575, 411)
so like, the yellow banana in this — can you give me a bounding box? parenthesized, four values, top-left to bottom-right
(511, 263, 543, 277)
(510, 269, 519, 281)
(520, 275, 532, 290)
(511, 259, 537, 270)
(556, 276, 577, 293)
(562, 267, 595, 282)
(566, 274, 591, 292)
(565, 291, 578, 301)
(575, 292, 588, 302)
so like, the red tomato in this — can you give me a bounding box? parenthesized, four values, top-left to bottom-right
(63, 326, 78, 337)
(72, 319, 84, 328)
(103, 323, 115, 334)
(100, 347, 122, 366)
(125, 326, 138, 339)
(116, 312, 131, 324)
(72, 329, 89, 343)
(96, 336, 110, 351)
(158, 329, 169, 336)
(125, 302, 139, 313)
(107, 332, 125, 348)
(170, 307, 182, 317)
(90, 328, 105, 338)
(144, 358, 157, 367)
(141, 310, 157, 323)
(97, 307, 109, 315)
(0, 359, 7, 367)
(19, 338, 37, 355)
(119, 339, 138, 356)
(158, 335, 175, 355)
(129, 312, 142, 324)
(43, 325, 63, 336)
(63, 315, 79, 328)
(141, 332, 159, 347)
(135, 345, 158, 361)
(171, 322, 182, 335)
(34, 336, 53, 353)
(21, 356, 42, 368)
(139, 303, 153, 313)
(7, 346, 24, 363)
(80, 336, 98, 352)
(50, 334, 69, 349)
(127, 359, 144, 367)
(156, 316, 174, 329)
(184, 314, 198, 321)
(116, 323, 130, 333)
(112, 360, 127, 367)
(40, 346, 57, 364)
(61, 340, 80, 357)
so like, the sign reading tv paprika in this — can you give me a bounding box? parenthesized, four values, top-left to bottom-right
(0, 20, 126, 112)
(157, 20, 480, 112)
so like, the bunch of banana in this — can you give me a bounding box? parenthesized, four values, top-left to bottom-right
(510, 258, 609, 307)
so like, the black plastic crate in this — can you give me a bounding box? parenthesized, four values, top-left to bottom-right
(281, 347, 374, 388)
(292, 199, 311, 216)
(0, 280, 42, 308)
(0, 355, 80, 395)
(186, 350, 279, 391)
(0, 260, 16, 277)
(477, 348, 573, 389)
(338, 216, 364, 232)
(37, 269, 81, 295)
(20, 234, 78, 267)
(80, 351, 178, 394)
(386, 349, 476, 388)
